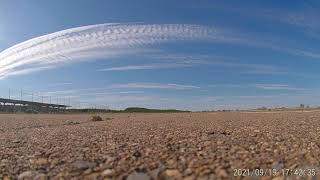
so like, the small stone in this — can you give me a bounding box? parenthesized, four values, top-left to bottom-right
(34, 158, 48, 166)
(71, 160, 96, 171)
(184, 176, 195, 180)
(65, 121, 80, 125)
(254, 130, 260, 133)
(18, 171, 37, 180)
(217, 140, 224, 145)
(165, 169, 182, 179)
(221, 131, 231, 135)
(150, 168, 162, 179)
(133, 150, 142, 158)
(12, 140, 21, 143)
(101, 169, 115, 177)
(0, 159, 8, 167)
(217, 169, 228, 178)
(83, 168, 92, 175)
(82, 147, 90, 152)
(34, 173, 46, 180)
(184, 168, 193, 175)
(127, 172, 151, 180)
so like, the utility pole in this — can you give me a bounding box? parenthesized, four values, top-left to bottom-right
(20, 89, 23, 112)
(31, 93, 34, 112)
(8, 88, 11, 100)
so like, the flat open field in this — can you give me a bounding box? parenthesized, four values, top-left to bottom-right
(1, 112, 320, 179)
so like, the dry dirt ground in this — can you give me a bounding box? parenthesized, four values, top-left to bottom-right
(0, 112, 320, 180)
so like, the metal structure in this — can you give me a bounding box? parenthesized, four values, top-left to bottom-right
(0, 88, 110, 113)
(0, 97, 68, 113)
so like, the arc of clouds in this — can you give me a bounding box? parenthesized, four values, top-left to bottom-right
(0, 23, 222, 79)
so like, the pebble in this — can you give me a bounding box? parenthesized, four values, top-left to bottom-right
(164, 169, 182, 179)
(32, 158, 48, 166)
(217, 169, 228, 178)
(18, 171, 37, 180)
(71, 160, 96, 171)
(184, 168, 193, 175)
(101, 169, 115, 177)
(133, 150, 142, 158)
(127, 172, 151, 180)
(34, 173, 46, 180)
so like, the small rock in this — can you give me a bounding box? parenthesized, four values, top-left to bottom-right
(101, 169, 115, 177)
(221, 131, 231, 135)
(34, 173, 46, 180)
(33, 158, 48, 166)
(82, 147, 90, 152)
(72, 160, 96, 171)
(0, 159, 8, 167)
(164, 169, 182, 179)
(18, 171, 37, 180)
(254, 130, 260, 133)
(150, 165, 165, 179)
(184, 176, 195, 180)
(127, 172, 151, 180)
(133, 150, 142, 158)
(184, 168, 193, 175)
(217, 169, 228, 178)
(12, 140, 21, 143)
(65, 121, 80, 125)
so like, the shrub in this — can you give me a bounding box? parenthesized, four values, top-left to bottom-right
(91, 115, 103, 121)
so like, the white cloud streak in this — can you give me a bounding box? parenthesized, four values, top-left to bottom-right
(99, 53, 287, 74)
(209, 83, 305, 91)
(109, 83, 200, 90)
(254, 84, 305, 91)
(0, 23, 220, 79)
(99, 63, 193, 71)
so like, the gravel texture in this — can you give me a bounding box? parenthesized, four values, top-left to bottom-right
(0, 112, 320, 179)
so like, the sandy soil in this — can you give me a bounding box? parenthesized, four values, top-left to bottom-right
(0, 112, 320, 179)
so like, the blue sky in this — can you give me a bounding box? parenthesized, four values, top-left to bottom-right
(1, 0, 320, 110)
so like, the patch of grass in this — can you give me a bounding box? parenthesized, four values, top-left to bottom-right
(91, 115, 103, 122)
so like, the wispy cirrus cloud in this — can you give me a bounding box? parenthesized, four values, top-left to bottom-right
(98, 63, 193, 71)
(38, 82, 199, 97)
(109, 83, 200, 90)
(0, 23, 221, 79)
(47, 82, 73, 87)
(254, 84, 305, 91)
(99, 53, 287, 74)
(1, 22, 320, 80)
(209, 83, 305, 91)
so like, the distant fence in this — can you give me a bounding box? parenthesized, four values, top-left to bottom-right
(0, 88, 109, 113)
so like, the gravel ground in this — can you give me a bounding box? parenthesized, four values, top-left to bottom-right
(0, 112, 320, 179)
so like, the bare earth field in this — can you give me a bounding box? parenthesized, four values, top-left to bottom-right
(0, 112, 320, 179)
